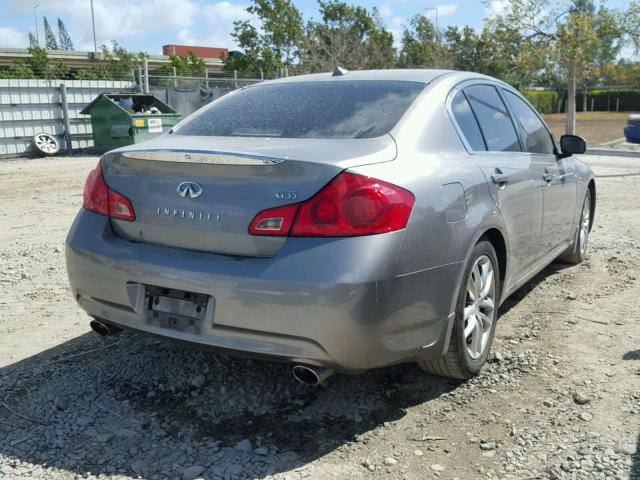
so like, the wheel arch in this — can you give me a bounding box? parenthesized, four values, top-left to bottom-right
(479, 228, 507, 292)
(456, 224, 509, 311)
(587, 179, 596, 231)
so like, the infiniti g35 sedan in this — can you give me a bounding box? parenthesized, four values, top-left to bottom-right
(66, 69, 594, 384)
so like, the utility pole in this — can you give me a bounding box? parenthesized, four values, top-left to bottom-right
(425, 7, 438, 44)
(90, 0, 97, 53)
(33, 4, 40, 46)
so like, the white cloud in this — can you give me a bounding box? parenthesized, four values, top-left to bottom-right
(0, 27, 27, 48)
(486, 0, 510, 16)
(424, 3, 459, 18)
(178, 2, 257, 50)
(8, 0, 199, 51)
(378, 4, 394, 19)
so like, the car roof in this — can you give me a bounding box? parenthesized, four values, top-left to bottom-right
(262, 68, 459, 85)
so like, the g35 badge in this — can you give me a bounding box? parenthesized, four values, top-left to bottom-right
(275, 190, 297, 200)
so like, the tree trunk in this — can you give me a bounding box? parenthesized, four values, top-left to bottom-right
(566, 73, 577, 135)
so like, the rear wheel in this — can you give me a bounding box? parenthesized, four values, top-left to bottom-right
(419, 240, 500, 380)
(558, 189, 592, 265)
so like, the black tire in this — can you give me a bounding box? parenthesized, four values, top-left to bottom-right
(558, 189, 592, 265)
(418, 240, 500, 380)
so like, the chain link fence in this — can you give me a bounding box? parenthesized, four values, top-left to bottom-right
(144, 73, 263, 118)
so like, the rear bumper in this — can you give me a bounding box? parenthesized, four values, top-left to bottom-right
(65, 209, 462, 372)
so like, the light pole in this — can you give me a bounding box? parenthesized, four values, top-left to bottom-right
(425, 7, 439, 45)
(90, 0, 97, 53)
(33, 4, 39, 46)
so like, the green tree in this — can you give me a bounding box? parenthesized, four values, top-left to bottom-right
(398, 15, 440, 67)
(43, 17, 59, 50)
(0, 47, 73, 79)
(28, 32, 39, 48)
(493, 0, 638, 134)
(0, 61, 34, 79)
(156, 53, 205, 77)
(226, 0, 303, 76)
(76, 41, 146, 80)
(28, 46, 51, 78)
(300, 1, 395, 72)
(442, 26, 482, 71)
(57, 19, 74, 51)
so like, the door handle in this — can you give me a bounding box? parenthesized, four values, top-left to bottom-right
(491, 173, 510, 185)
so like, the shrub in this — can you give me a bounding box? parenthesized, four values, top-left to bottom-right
(522, 91, 561, 114)
(575, 89, 640, 112)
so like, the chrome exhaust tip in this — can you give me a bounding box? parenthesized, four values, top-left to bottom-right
(89, 319, 121, 336)
(291, 364, 334, 386)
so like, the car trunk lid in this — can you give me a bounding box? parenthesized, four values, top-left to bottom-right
(101, 134, 397, 256)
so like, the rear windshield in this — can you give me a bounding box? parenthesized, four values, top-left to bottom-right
(173, 80, 425, 139)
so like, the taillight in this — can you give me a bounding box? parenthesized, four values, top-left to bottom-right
(248, 172, 414, 237)
(83, 162, 136, 222)
(248, 204, 299, 236)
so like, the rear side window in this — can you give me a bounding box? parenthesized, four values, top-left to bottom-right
(465, 85, 521, 152)
(503, 90, 555, 154)
(174, 80, 425, 139)
(451, 90, 486, 151)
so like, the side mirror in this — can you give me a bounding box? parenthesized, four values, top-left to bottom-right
(558, 134, 587, 158)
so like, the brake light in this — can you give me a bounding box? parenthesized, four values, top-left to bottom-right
(248, 172, 414, 237)
(83, 162, 136, 222)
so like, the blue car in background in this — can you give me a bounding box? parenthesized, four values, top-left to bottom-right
(624, 114, 640, 143)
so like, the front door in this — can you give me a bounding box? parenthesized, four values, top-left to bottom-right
(539, 156, 577, 253)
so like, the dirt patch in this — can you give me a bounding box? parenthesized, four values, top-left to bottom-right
(0, 154, 638, 480)
(544, 112, 629, 145)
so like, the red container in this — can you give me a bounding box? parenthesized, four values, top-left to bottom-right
(162, 45, 228, 59)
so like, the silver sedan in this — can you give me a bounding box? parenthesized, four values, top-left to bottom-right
(66, 69, 594, 385)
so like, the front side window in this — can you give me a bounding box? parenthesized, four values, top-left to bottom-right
(503, 90, 555, 154)
(465, 85, 521, 152)
(173, 80, 425, 139)
(451, 90, 486, 151)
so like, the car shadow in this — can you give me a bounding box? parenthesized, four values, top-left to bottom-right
(0, 331, 459, 479)
(622, 350, 640, 361)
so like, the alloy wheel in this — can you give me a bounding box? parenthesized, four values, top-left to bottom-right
(34, 133, 59, 154)
(579, 193, 591, 257)
(463, 255, 496, 360)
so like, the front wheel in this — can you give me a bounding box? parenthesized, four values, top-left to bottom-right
(558, 189, 592, 265)
(418, 240, 500, 380)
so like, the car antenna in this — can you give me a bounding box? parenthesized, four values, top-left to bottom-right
(332, 66, 349, 77)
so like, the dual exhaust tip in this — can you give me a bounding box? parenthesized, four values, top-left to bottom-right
(90, 320, 331, 385)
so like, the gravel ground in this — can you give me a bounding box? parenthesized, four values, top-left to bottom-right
(0, 155, 638, 480)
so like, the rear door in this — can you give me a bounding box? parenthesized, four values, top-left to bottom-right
(450, 83, 543, 283)
(501, 89, 577, 255)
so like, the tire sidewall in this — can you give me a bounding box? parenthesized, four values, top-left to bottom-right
(453, 240, 500, 376)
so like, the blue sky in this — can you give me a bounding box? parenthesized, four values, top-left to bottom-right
(0, 0, 635, 56)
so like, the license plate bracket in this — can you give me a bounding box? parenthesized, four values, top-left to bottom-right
(145, 286, 213, 332)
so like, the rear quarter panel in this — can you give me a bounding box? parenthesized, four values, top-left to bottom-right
(348, 73, 509, 342)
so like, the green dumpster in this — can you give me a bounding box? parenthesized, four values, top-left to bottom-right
(80, 93, 181, 153)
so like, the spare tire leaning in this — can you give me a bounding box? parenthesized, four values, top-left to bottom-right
(32, 132, 60, 155)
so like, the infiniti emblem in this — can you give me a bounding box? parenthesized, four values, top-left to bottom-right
(177, 181, 203, 199)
